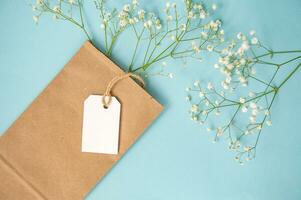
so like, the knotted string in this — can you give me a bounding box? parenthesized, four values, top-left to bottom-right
(102, 73, 145, 108)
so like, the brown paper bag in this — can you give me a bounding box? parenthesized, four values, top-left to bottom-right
(0, 41, 163, 200)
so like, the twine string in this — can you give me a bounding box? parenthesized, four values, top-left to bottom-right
(102, 73, 145, 108)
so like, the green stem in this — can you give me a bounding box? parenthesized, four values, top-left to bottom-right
(254, 50, 301, 59)
(42, 1, 91, 41)
(278, 63, 301, 89)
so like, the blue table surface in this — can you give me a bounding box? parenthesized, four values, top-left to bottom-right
(1, 0, 301, 199)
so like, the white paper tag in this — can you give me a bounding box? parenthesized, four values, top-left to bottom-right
(82, 95, 121, 155)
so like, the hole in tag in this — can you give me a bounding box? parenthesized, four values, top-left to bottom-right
(103, 105, 108, 109)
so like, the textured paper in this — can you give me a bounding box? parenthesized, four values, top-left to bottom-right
(0, 41, 163, 200)
(82, 95, 121, 155)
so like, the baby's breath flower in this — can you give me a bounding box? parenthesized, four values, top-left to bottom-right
(194, 80, 200, 86)
(199, 11, 206, 19)
(191, 104, 199, 113)
(180, 23, 186, 31)
(214, 64, 219, 69)
(237, 32, 243, 40)
(199, 91, 205, 97)
(53, 6, 60, 13)
(250, 102, 257, 109)
(251, 37, 258, 45)
(239, 97, 246, 104)
(138, 9, 145, 19)
(266, 120, 272, 126)
(212, 3, 217, 11)
(241, 106, 248, 113)
(33, 16, 39, 23)
(249, 30, 256, 36)
(217, 127, 223, 136)
(207, 82, 214, 90)
(207, 45, 214, 52)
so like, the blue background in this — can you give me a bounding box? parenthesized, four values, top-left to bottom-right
(1, 0, 301, 199)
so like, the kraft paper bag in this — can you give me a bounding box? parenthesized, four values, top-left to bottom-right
(0, 41, 163, 200)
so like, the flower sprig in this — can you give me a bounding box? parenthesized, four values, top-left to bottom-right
(94, 0, 224, 74)
(187, 31, 301, 164)
(32, 0, 91, 40)
(32, 0, 224, 76)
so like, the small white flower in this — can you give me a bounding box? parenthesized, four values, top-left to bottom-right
(100, 23, 105, 29)
(168, 73, 173, 79)
(241, 41, 250, 51)
(165, 2, 171, 8)
(186, 87, 191, 91)
(206, 127, 212, 132)
(266, 120, 272, 126)
(207, 45, 214, 52)
(132, 0, 138, 6)
(192, 116, 198, 121)
(248, 92, 255, 97)
(199, 91, 205, 97)
(194, 80, 200, 86)
(53, 6, 60, 12)
(191, 104, 199, 113)
(250, 102, 257, 109)
(226, 63, 234, 70)
(214, 64, 219, 69)
(68, 0, 75, 4)
(202, 110, 208, 115)
(244, 146, 252, 152)
(212, 3, 217, 10)
(221, 81, 229, 90)
(251, 37, 258, 45)
(33, 16, 39, 23)
(167, 15, 173, 21)
(138, 9, 145, 19)
(180, 23, 186, 31)
(249, 116, 256, 123)
(251, 68, 256, 75)
(252, 109, 258, 116)
(155, 19, 162, 30)
(129, 18, 135, 25)
(207, 82, 214, 90)
(170, 35, 176, 41)
(249, 30, 256, 36)
(188, 11, 194, 19)
(200, 31, 208, 38)
(241, 106, 248, 113)
(239, 76, 248, 85)
(237, 32, 243, 40)
(264, 110, 270, 116)
(36, 0, 43, 5)
(239, 97, 246, 104)
(217, 127, 223, 136)
(186, 95, 191, 101)
(199, 11, 206, 19)
(240, 58, 246, 65)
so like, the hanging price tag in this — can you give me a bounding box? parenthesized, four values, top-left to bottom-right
(81, 73, 144, 155)
(82, 95, 121, 155)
